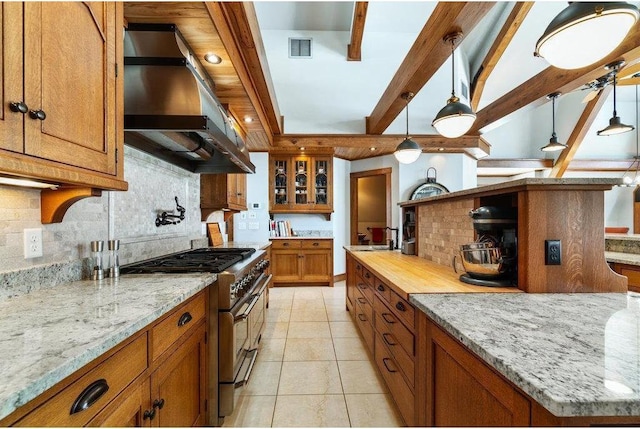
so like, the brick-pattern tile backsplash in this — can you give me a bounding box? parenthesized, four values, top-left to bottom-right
(417, 199, 475, 267)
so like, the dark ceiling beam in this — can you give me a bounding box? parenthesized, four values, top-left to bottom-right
(470, 23, 640, 134)
(549, 86, 612, 178)
(347, 2, 368, 61)
(366, 2, 496, 135)
(205, 2, 282, 142)
(273, 134, 490, 158)
(470, 2, 533, 111)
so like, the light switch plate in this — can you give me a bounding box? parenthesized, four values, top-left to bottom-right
(240, 212, 247, 219)
(238, 222, 247, 230)
(248, 222, 259, 230)
(248, 212, 257, 219)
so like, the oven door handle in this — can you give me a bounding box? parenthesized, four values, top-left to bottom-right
(233, 274, 272, 322)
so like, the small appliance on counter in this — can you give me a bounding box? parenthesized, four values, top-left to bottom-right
(455, 206, 518, 287)
(402, 238, 416, 255)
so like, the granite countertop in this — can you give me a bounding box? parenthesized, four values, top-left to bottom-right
(607, 251, 640, 266)
(410, 292, 640, 417)
(344, 245, 396, 251)
(606, 234, 640, 242)
(270, 236, 334, 240)
(0, 273, 214, 421)
(214, 241, 271, 250)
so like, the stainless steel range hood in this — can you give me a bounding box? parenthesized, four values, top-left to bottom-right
(124, 23, 255, 174)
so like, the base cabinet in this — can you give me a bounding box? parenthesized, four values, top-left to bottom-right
(271, 239, 333, 286)
(4, 291, 209, 428)
(610, 262, 640, 293)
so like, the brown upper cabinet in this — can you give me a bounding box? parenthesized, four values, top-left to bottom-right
(0, 2, 126, 195)
(269, 152, 333, 219)
(201, 173, 247, 220)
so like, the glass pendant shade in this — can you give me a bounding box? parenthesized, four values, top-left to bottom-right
(535, 2, 639, 70)
(393, 138, 422, 164)
(432, 96, 476, 138)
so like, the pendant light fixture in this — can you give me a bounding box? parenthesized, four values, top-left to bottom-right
(432, 32, 476, 139)
(622, 85, 640, 186)
(535, 2, 639, 70)
(540, 92, 568, 152)
(393, 92, 421, 164)
(598, 61, 634, 136)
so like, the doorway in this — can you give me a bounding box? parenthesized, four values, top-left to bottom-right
(350, 168, 392, 245)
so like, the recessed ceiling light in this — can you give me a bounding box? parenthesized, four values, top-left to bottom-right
(438, 147, 445, 152)
(244, 116, 253, 123)
(204, 53, 222, 64)
(300, 147, 305, 151)
(370, 147, 376, 151)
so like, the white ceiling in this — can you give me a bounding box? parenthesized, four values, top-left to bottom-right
(253, 1, 640, 163)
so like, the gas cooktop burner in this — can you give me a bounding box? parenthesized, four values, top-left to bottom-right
(121, 247, 256, 274)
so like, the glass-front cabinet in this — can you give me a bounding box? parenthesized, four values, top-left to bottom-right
(269, 152, 333, 218)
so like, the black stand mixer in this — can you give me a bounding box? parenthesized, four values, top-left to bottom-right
(456, 206, 518, 287)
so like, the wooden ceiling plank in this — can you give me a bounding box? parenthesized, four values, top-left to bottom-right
(347, 2, 368, 61)
(366, 2, 496, 135)
(549, 86, 612, 178)
(274, 134, 481, 148)
(205, 2, 280, 144)
(470, 24, 640, 134)
(470, 2, 533, 111)
(567, 159, 636, 171)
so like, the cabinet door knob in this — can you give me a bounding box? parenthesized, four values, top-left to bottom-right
(395, 302, 406, 312)
(143, 408, 156, 420)
(377, 284, 385, 292)
(9, 101, 28, 114)
(29, 109, 46, 120)
(153, 398, 165, 409)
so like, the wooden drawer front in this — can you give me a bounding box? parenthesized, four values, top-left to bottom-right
(374, 302, 415, 388)
(361, 266, 374, 287)
(374, 279, 391, 302)
(374, 333, 415, 426)
(356, 278, 374, 304)
(355, 300, 374, 353)
(151, 292, 206, 361)
(301, 239, 332, 249)
(271, 240, 301, 249)
(390, 291, 415, 329)
(17, 335, 147, 427)
(374, 296, 415, 357)
(620, 267, 640, 288)
(354, 286, 373, 322)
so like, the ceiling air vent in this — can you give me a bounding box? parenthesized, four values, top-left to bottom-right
(289, 38, 312, 59)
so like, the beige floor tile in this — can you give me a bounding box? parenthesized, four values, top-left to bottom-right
(262, 321, 289, 339)
(284, 338, 336, 361)
(222, 395, 276, 427)
(258, 338, 286, 361)
(329, 321, 359, 338)
(269, 287, 295, 299)
(278, 361, 342, 395)
(287, 321, 331, 338)
(338, 360, 388, 394)
(294, 287, 325, 300)
(268, 298, 293, 309)
(345, 394, 403, 427)
(289, 307, 328, 321)
(272, 395, 350, 427)
(333, 337, 370, 361)
(241, 361, 282, 396)
(326, 306, 351, 322)
(292, 298, 327, 311)
(323, 298, 346, 308)
(267, 307, 291, 322)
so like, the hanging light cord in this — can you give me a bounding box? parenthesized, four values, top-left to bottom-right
(450, 37, 456, 98)
(635, 84, 639, 180)
(551, 95, 557, 138)
(613, 70, 619, 118)
(405, 99, 410, 138)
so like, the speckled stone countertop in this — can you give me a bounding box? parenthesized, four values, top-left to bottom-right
(410, 292, 640, 417)
(0, 273, 214, 421)
(270, 236, 334, 240)
(607, 251, 640, 266)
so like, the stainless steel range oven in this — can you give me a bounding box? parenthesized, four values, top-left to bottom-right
(120, 246, 271, 424)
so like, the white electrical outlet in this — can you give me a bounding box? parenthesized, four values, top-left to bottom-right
(238, 222, 247, 230)
(248, 212, 257, 219)
(24, 228, 43, 259)
(248, 222, 259, 230)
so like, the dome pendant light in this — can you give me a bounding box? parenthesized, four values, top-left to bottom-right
(432, 32, 476, 139)
(621, 85, 640, 186)
(393, 92, 421, 164)
(598, 61, 634, 136)
(540, 92, 568, 152)
(535, 2, 639, 70)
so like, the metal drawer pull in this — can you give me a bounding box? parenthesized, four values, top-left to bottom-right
(358, 283, 367, 290)
(395, 302, 406, 312)
(382, 358, 397, 373)
(357, 313, 367, 322)
(357, 297, 367, 304)
(382, 333, 397, 346)
(143, 409, 156, 420)
(377, 284, 385, 292)
(313, 242, 319, 246)
(381, 313, 396, 324)
(28, 109, 46, 120)
(177, 311, 192, 327)
(70, 379, 109, 415)
(153, 398, 165, 409)
(283, 242, 290, 247)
